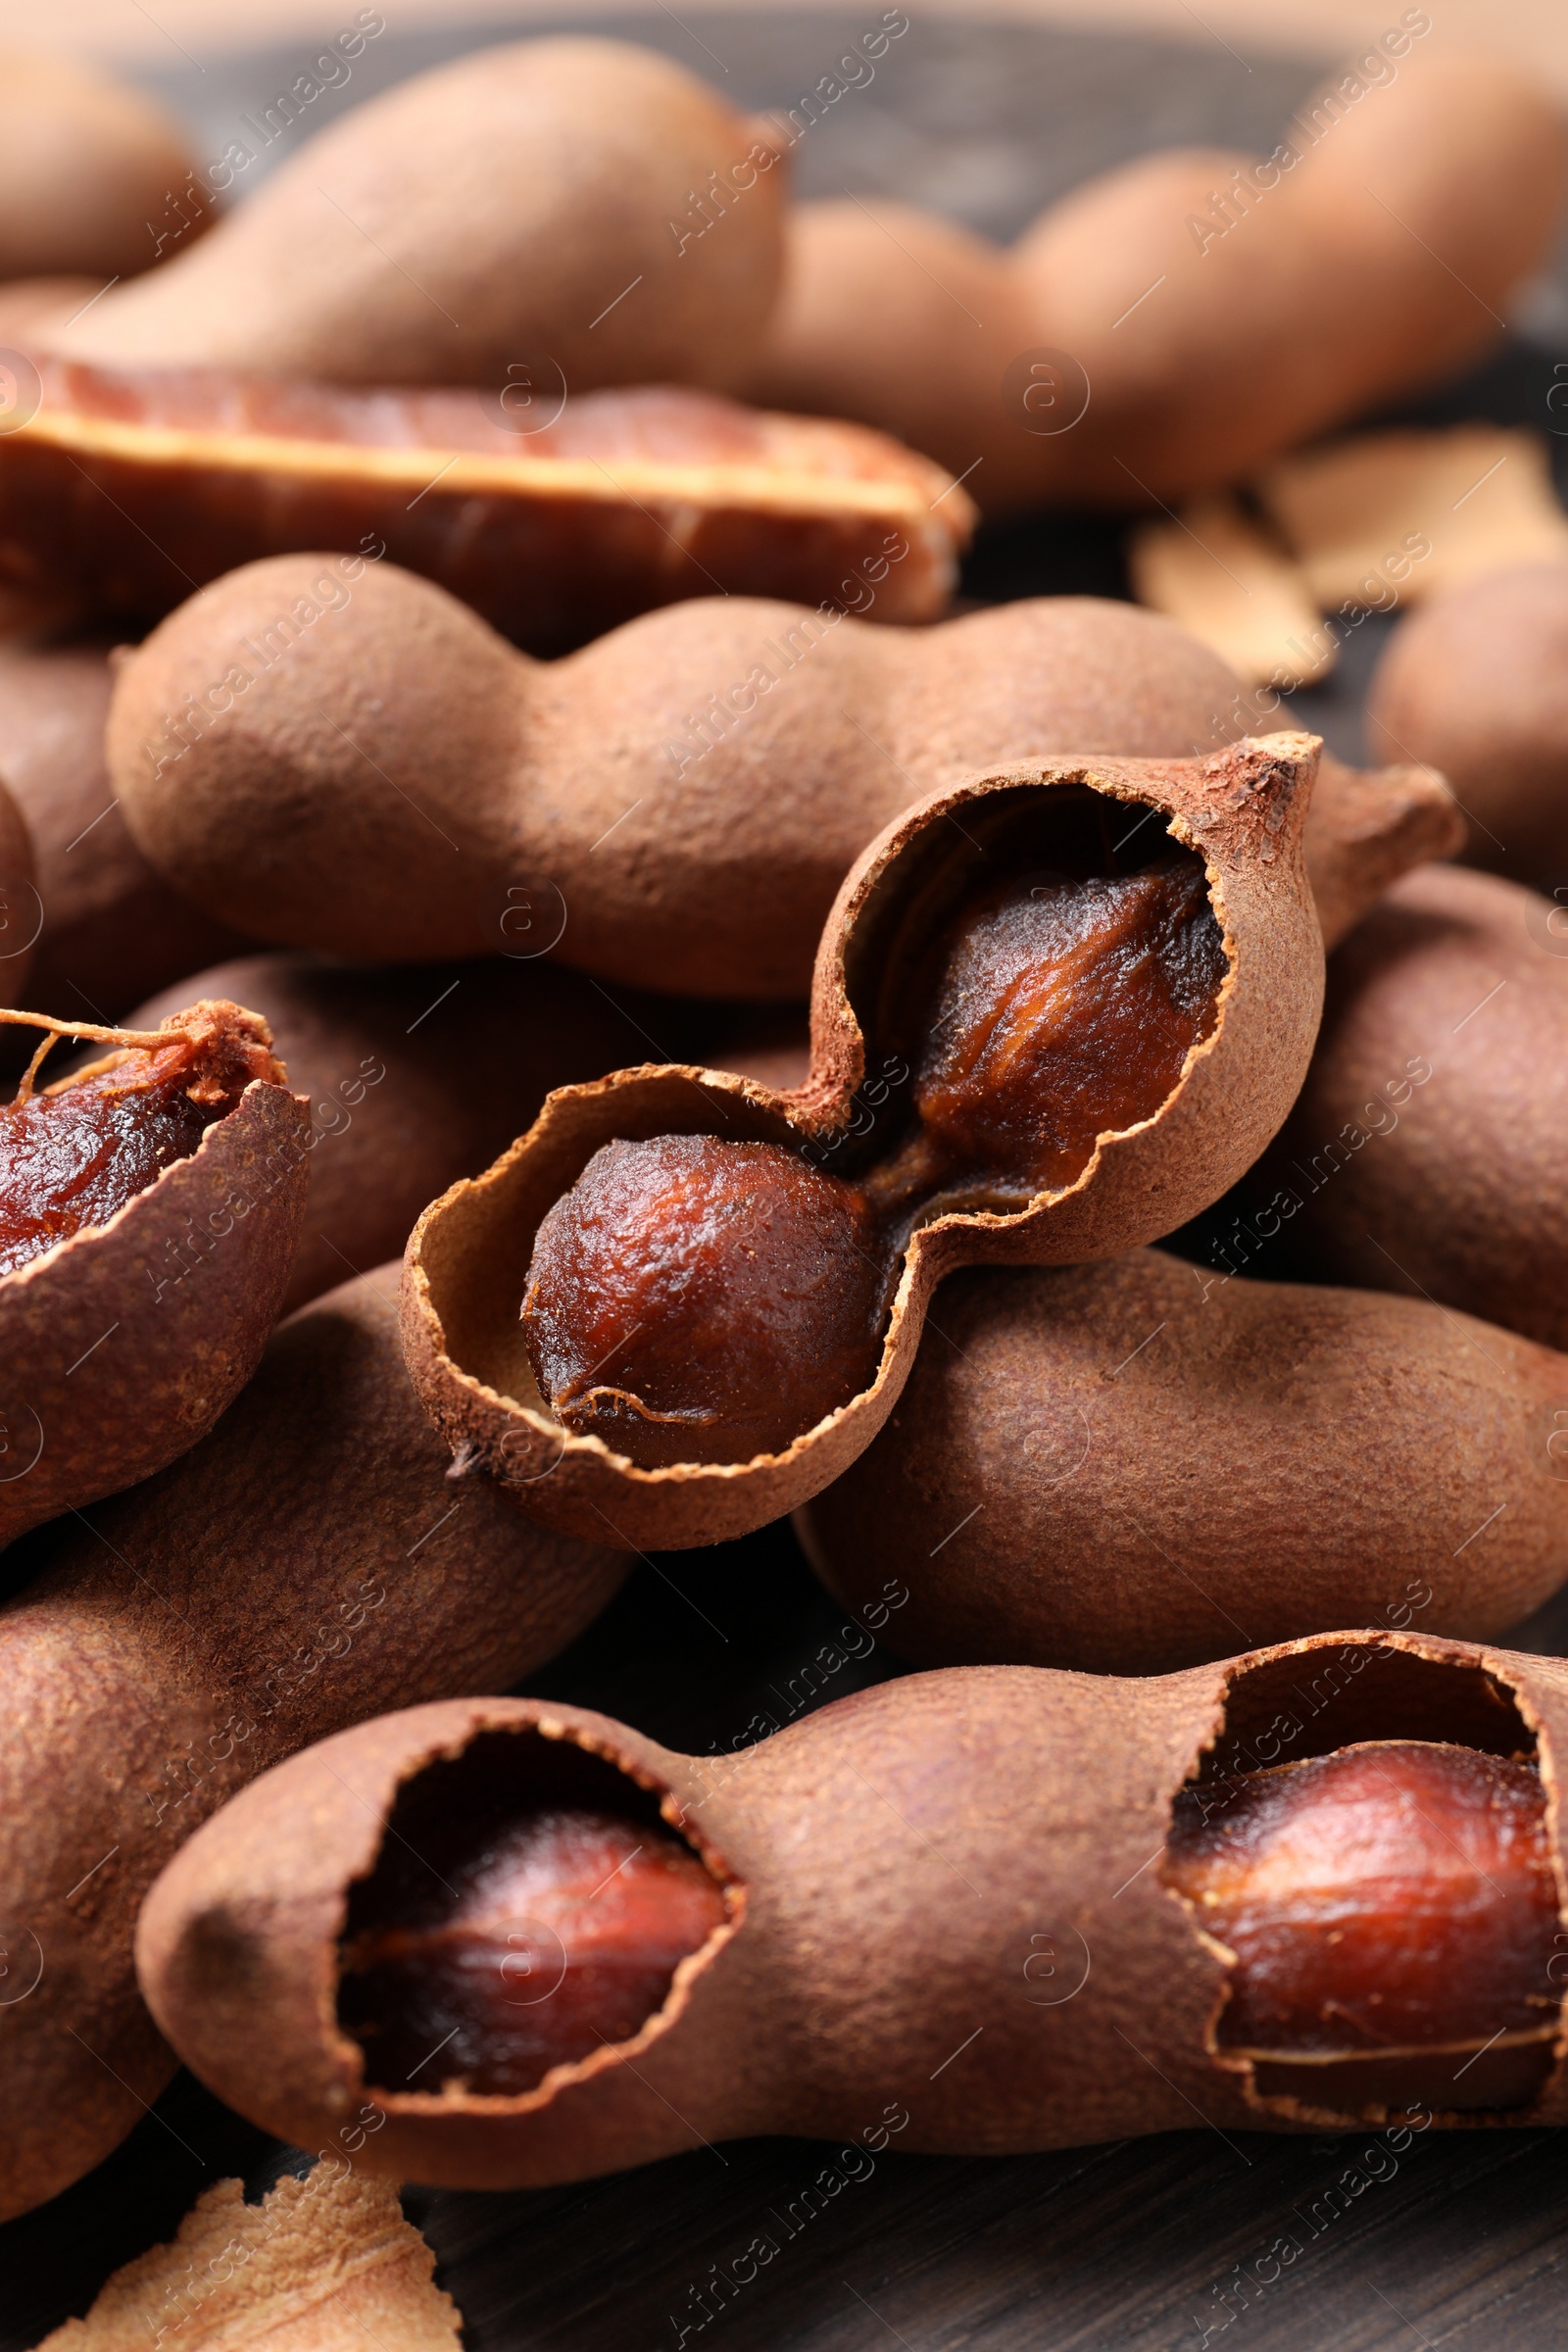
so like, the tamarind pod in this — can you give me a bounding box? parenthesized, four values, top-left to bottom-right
(0, 636, 252, 1032)
(0, 53, 210, 282)
(797, 1248, 1568, 1675)
(0, 756, 37, 1004)
(134, 1630, 1568, 2188)
(748, 54, 1566, 514)
(0, 1011, 309, 1549)
(0, 1266, 627, 2222)
(403, 737, 1324, 1549)
(126, 951, 703, 1314)
(0, 366, 970, 647)
(105, 558, 1445, 994)
(49, 41, 785, 396)
(1366, 559, 1568, 890)
(1260, 861, 1568, 1353)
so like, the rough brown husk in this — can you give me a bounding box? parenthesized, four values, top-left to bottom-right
(0, 1064, 310, 1546)
(402, 740, 1324, 1549)
(135, 1631, 1568, 2187)
(798, 1249, 1568, 1673)
(105, 559, 1452, 995)
(1259, 861, 1568, 1351)
(0, 1266, 626, 2222)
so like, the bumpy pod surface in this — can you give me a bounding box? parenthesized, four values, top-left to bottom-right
(0, 1001, 309, 1546)
(1367, 559, 1568, 891)
(0, 371, 969, 647)
(105, 557, 1454, 995)
(746, 53, 1567, 514)
(136, 1631, 1568, 2187)
(798, 1250, 1568, 1674)
(1259, 862, 1568, 1353)
(127, 951, 702, 1313)
(0, 1267, 625, 2221)
(48, 41, 786, 394)
(0, 635, 250, 1027)
(403, 739, 1324, 1548)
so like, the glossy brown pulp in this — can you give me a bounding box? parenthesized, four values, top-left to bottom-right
(338, 1804, 728, 2098)
(0, 1001, 283, 1278)
(521, 834, 1225, 1467)
(1163, 1740, 1565, 2117)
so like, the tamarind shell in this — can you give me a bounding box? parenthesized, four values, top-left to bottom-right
(126, 951, 704, 1314)
(1366, 559, 1568, 891)
(402, 738, 1324, 1550)
(0, 366, 970, 648)
(797, 1249, 1568, 1674)
(0, 52, 209, 282)
(0, 635, 252, 1030)
(0, 756, 38, 1004)
(748, 54, 1566, 514)
(0, 1266, 626, 2222)
(1263, 861, 1568, 1352)
(0, 1072, 310, 1547)
(105, 558, 1445, 995)
(134, 1630, 1568, 2187)
(49, 41, 785, 396)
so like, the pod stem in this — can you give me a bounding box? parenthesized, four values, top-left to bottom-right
(0, 1008, 195, 1106)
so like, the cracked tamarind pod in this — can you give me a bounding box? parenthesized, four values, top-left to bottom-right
(0, 997, 309, 1546)
(133, 1631, 1568, 2189)
(410, 739, 1324, 1547)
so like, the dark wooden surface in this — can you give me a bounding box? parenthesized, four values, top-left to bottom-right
(7, 11, 1568, 2345)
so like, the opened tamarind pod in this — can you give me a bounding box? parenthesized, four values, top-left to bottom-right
(134, 1629, 1568, 2186)
(1367, 559, 1568, 890)
(1253, 861, 1568, 1354)
(0, 1264, 626, 2222)
(403, 737, 1323, 1548)
(105, 557, 1448, 994)
(45, 40, 783, 395)
(0, 369, 967, 647)
(0, 52, 209, 283)
(747, 52, 1566, 515)
(797, 1248, 1568, 1675)
(126, 950, 702, 1315)
(0, 998, 308, 1547)
(0, 635, 252, 1033)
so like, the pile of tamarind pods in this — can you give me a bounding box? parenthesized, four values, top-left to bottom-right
(2, 21, 1568, 2250)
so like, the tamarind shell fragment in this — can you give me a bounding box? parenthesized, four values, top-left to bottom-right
(402, 739, 1324, 1549)
(797, 1249, 1568, 1674)
(105, 558, 1451, 995)
(0, 635, 251, 1028)
(0, 367, 970, 647)
(0, 1266, 626, 2222)
(127, 951, 701, 1314)
(0, 1050, 309, 1548)
(136, 1631, 1568, 2188)
(1259, 862, 1568, 1353)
